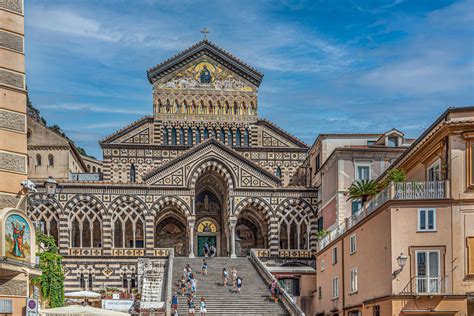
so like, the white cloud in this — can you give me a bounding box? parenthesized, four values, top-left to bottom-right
(40, 103, 148, 115)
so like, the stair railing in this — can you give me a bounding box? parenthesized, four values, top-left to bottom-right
(165, 248, 174, 316)
(249, 249, 305, 316)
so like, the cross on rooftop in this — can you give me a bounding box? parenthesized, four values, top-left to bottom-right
(200, 27, 210, 40)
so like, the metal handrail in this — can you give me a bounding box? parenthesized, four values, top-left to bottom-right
(249, 249, 305, 316)
(165, 248, 174, 316)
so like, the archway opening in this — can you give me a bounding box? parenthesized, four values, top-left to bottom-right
(194, 168, 230, 257)
(155, 209, 188, 256)
(235, 207, 267, 256)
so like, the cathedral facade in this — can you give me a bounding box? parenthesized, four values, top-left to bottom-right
(27, 40, 318, 292)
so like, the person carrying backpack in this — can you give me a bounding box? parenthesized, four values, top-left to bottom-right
(236, 276, 242, 294)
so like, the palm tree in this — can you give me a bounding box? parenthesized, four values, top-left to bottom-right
(347, 179, 379, 205)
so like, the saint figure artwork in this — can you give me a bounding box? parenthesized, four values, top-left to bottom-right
(200, 65, 212, 84)
(5, 214, 31, 261)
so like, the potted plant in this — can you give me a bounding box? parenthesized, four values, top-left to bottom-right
(347, 179, 379, 206)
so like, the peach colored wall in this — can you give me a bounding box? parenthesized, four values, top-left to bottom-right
(297, 274, 317, 315)
(389, 203, 453, 294)
(0, 295, 26, 315)
(392, 297, 468, 316)
(28, 149, 71, 180)
(342, 209, 392, 308)
(315, 239, 343, 314)
(321, 159, 338, 206)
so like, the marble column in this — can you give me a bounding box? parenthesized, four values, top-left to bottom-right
(188, 219, 195, 258)
(229, 217, 237, 259)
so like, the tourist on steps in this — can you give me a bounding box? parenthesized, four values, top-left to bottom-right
(231, 266, 238, 286)
(202, 259, 208, 275)
(190, 275, 197, 294)
(200, 297, 207, 315)
(222, 267, 228, 286)
(187, 295, 195, 315)
(180, 276, 187, 295)
(236, 276, 243, 294)
(172, 292, 179, 316)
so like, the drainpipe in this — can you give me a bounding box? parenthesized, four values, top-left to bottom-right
(341, 239, 345, 314)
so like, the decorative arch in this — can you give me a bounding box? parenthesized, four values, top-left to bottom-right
(65, 194, 106, 248)
(275, 198, 316, 251)
(149, 196, 191, 218)
(234, 197, 273, 219)
(188, 158, 236, 190)
(27, 194, 62, 244)
(108, 195, 148, 248)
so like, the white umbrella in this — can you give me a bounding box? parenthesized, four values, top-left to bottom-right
(64, 291, 101, 300)
(40, 305, 129, 315)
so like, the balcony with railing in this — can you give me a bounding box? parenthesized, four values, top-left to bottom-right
(69, 173, 103, 181)
(318, 181, 449, 251)
(400, 275, 450, 295)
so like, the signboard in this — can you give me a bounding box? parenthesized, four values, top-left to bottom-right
(112, 293, 120, 300)
(26, 298, 38, 316)
(102, 299, 134, 312)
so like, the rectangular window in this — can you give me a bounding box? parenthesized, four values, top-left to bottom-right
(355, 163, 371, 180)
(321, 259, 325, 272)
(367, 140, 376, 146)
(373, 306, 380, 316)
(315, 153, 321, 172)
(427, 161, 441, 181)
(415, 250, 440, 293)
(0, 299, 13, 313)
(418, 209, 436, 231)
(318, 286, 322, 299)
(467, 139, 474, 188)
(350, 268, 358, 293)
(332, 247, 338, 264)
(468, 237, 474, 275)
(332, 277, 339, 298)
(350, 235, 357, 254)
(351, 200, 362, 214)
(317, 217, 324, 231)
(387, 136, 398, 147)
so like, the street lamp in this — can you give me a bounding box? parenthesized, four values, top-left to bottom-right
(393, 252, 408, 278)
(44, 176, 58, 196)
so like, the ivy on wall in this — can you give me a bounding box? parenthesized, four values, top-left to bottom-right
(33, 231, 65, 308)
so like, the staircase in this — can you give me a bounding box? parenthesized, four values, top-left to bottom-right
(171, 257, 289, 316)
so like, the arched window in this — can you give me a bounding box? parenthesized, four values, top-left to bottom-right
(227, 130, 233, 146)
(48, 154, 54, 166)
(235, 129, 241, 147)
(69, 201, 103, 248)
(220, 129, 225, 143)
(163, 128, 169, 145)
(36, 154, 41, 166)
(130, 164, 136, 183)
(187, 127, 193, 146)
(87, 164, 91, 171)
(275, 166, 282, 178)
(233, 103, 238, 115)
(183, 102, 187, 113)
(79, 273, 85, 289)
(112, 201, 145, 248)
(203, 127, 209, 140)
(244, 128, 250, 147)
(180, 128, 185, 145)
(98, 168, 101, 173)
(88, 272, 93, 290)
(171, 127, 177, 145)
(196, 129, 201, 144)
(213, 128, 217, 139)
(92, 166, 96, 173)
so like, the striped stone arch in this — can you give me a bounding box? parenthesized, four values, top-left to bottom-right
(274, 198, 317, 254)
(234, 197, 275, 252)
(188, 158, 236, 190)
(234, 197, 273, 219)
(27, 193, 63, 245)
(149, 196, 191, 219)
(64, 194, 107, 217)
(107, 195, 149, 217)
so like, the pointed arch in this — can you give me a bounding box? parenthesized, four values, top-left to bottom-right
(180, 127, 185, 145)
(188, 158, 236, 190)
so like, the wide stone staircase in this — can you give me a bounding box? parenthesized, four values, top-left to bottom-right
(171, 257, 289, 316)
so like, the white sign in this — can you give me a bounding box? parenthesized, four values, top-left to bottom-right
(102, 299, 134, 312)
(112, 293, 120, 300)
(26, 298, 38, 316)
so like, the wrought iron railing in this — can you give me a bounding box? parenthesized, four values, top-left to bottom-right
(318, 181, 448, 252)
(400, 275, 449, 294)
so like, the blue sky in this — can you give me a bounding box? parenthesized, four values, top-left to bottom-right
(25, 0, 474, 158)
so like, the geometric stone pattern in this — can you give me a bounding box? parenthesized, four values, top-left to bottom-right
(0, 30, 23, 53)
(0, 150, 26, 173)
(0, 0, 23, 14)
(0, 109, 25, 132)
(0, 69, 24, 89)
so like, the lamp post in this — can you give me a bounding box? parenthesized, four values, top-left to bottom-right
(27, 176, 59, 207)
(393, 252, 408, 278)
